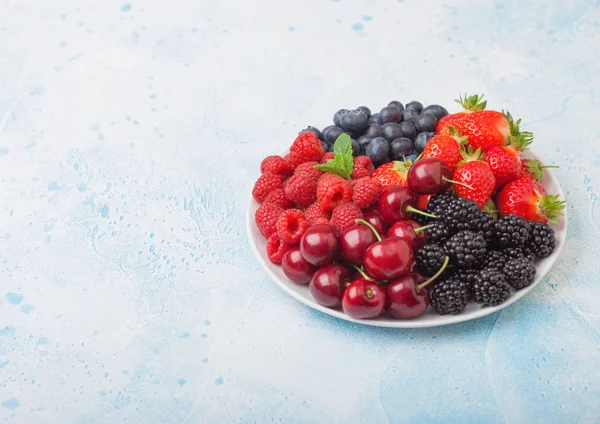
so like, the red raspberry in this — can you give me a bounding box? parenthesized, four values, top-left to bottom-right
(260, 155, 293, 178)
(252, 173, 282, 203)
(276, 209, 308, 244)
(304, 202, 331, 225)
(263, 188, 293, 209)
(352, 177, 383, 209)
(254, 203, 284, 239)
(330, 202, 364, 235)
(320, 152, 335, 163)
(316, 174, 353, 211)
(266, 233, 292, 264)
(288, 132, 325, 167)
(310, 217, 330, 227)
(350, 156, 375, 179)
(284, 173, 317, 208)
(294, 161, 323, 181)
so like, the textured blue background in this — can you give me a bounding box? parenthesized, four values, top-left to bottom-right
(1, 0, 599, 423)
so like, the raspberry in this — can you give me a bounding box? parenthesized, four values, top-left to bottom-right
(252, 173, 282, 203)
(330, 202, 363, 235)
(350, 156, 375, 179)
(317, 174, 353, 211)
(254, 203, 284, 239)
(284, 173, 318, 208)
(352, 177, 382, 209)
(304, 202, 331, 225)
(260, 155, 293, 178)
(310, 217, 330, 227)
(320, 152, 335, 163)
(276, 209, 308, 244)
(288, 132, 325, 167)
(263, 188, 293, 209)
(266, 233, 292, 264)
(294, 161, 323, 181)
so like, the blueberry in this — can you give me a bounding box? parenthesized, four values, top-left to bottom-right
(381, 122, 404, 142)
(340, 110, 369, 137)
(366, 137, 390, 167)
(402, 108, 419, 121)
(300, 126, 323, 140)
(357, 135, 373, 154)
(388, 101, 405, 113)
(323, 125, 346, 144)
(364, 123, 383, 138)
(357, 106, 371, 118)
(390, 137, 414, 161)
(411, 113, 438, 133)
(369, 112, 382, 124)
(404, 153, 418, 162)
(333, 109, 349, 127)
(327, 143, 335, 152)
(351, 139, 360, 156)
(321, 139, 331, 152)
(380, 106, 402, 124)
(414, 132, 436, 153)
(421, 104, 449, 121)
(398, 121, 417, 141)
(405, 101, 424, 113)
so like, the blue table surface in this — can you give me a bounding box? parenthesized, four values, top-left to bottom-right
(1, 0, 599, 423)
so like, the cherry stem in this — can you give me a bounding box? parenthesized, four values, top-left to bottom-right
(414, 224, 433, 234)
(352, 266, 374, 281)
(416, 256, 450, 291)
(406, 205, 437, 219)
(366, 287, 374, 299)
(355, 219, 382, 242)
(442, 176, 474, 190)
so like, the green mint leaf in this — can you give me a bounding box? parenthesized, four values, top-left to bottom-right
(314, 156, 351, 179)
(332, 133, 354, 178)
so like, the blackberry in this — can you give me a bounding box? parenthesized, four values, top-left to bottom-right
(526, 221, 556, 259)
(431, 194, 480, 233)
(473, 268, 511, 306)
(427, 220, 453, 245)
(493, 214, 530, 247)
(503, 257, 536, 290)
(481, 250, 507, 272)
(430, 278, 470, 315)
(502, 247, 535, 263)
(416, 244, 447, 276)
(471, 211, 496, 245)
(445, 231, 487, 269)
(452, 268, 479, 299)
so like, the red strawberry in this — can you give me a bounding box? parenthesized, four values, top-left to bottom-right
(421, 127, 468, 170)
(370, 160, 412, 191)
(517, 159, 558, 182)
(452, 148, 496, 209)
(496, 177, 565, 224)
(483, 132, 533, 189)
(435, 93, 487, 133)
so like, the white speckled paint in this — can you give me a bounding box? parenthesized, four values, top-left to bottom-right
(0, 0, 599, 423)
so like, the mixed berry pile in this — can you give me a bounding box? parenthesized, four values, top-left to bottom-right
(252, 95, 565, 320)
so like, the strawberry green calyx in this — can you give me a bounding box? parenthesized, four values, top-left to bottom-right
(457, 146, 484, 166)
(535, 190, 566, 224)
(393, 159, 413, 173)
(482, 199, 499, 219)
(455, 93, 487, 111)
(314, 133, 354, 179)
(447, 126, 469, 146)
(504, 110, 534, 150)
(524, 159, 558, 182)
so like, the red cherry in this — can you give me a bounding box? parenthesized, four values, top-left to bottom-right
(407, 158, 453, 194)
(309, 264, 350, 307)
(282, 247, 318, 285)
(377, 186, 436, 224)
(339, 223, 378, 265)
(363, 237, 414, 280)
(342, 279, 385, 319)
(387, 220, 430, 250)
(363, 209, 388, 235)
(300, 224, 338, 266)
(416, 194, 434, 211)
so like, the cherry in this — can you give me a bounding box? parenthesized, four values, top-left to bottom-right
(309, 264, 350, 307)
(300, 224, 338, 266)
(363, 208, 388, 235)
(339, 222, 378, 265)
(416, 194, 434, 211)
(378, 186, 436, 224)
(408, 158, 474, 194)
(386, 256, 449, 319)
(387, 220, 431, 250)
(358, 220, 415, 280)
(282, 247, 318, 285)
(342, 269, 386, 319)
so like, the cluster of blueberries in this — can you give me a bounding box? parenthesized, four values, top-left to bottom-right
(302, 101, 449, 167)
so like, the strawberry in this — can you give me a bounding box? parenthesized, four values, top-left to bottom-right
(517, 159, 558, 182)
(483, 132, 533, 189)
(435, 93, 487, 133)
(452, 148, 496, 209)
(370, 160, 412, 191)
(421, 127, 468, 170)
(496, 177, 565, 224)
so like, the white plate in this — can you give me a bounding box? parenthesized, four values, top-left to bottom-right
(246, 150, 567, 328)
